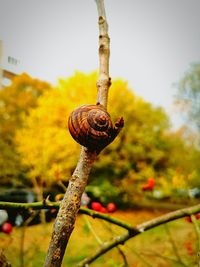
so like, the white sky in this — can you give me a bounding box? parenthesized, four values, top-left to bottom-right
(0, 0, 200, 128)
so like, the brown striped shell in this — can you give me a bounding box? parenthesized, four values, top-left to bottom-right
(68, 104, 114, 152)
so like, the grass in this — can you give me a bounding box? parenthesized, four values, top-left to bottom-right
(0, 209, 198, 267)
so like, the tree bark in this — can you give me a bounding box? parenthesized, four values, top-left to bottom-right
(43, 148, 96, 266)
(43, 1, 112, 266)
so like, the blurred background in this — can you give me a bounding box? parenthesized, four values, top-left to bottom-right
(0, 0, 200, 266)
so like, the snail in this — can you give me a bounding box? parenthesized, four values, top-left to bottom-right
(68, 103, 124, 153)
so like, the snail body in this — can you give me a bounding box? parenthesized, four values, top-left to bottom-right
(68, 104, 124, 153)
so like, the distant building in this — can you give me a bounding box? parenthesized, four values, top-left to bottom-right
(2, 69, 17, 86)
(0, 41, 18, 88)
(0, 69, 17, 88)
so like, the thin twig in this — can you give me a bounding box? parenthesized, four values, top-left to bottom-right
(191, 215, 200, 267)
(117, 246, 129, 267)
(191, 215, 200, 250)
(78, 204, 200, 266)
(1, 201, 200, 265)
(164, 224, 188, 267)
(0, 201, 59, 210)
(127, 247, 154, 267)
(0, 201, 134, 231)
(57, 181, 68, 191)
(142, 250, 188, 266)
(5, 200, 194, 266)
(81, 209, 135, 231)
(83, 215, 103, 245)
(102, 220, 129, 266)
(138, 204, 200, 231)
(77, 231, 130, 267)
(1, 202, 200, 232)
(20, 211, 41, 267)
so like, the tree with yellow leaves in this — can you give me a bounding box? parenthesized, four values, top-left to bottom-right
(0, 73, 51, 186)
(16, 72, 170, 194)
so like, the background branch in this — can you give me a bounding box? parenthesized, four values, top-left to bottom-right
(0, 201, 136, 231)
(1, 201, 200, 231)
(78, 203, 200, 266)
(191, 214, 200, 266)
(164, 224, 187, 266)
(2, 200, 199, 265)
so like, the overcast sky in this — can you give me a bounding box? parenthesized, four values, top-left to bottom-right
(0, 0, 200, 128)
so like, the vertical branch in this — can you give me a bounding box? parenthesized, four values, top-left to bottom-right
(95, 0, 111, 108)
(43, 149, 96, 267)
(43, 1, 111, 266)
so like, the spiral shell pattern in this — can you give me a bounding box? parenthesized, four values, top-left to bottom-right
(68, 104, 113, 150)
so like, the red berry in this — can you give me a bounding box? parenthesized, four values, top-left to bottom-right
(148, 178, 155, 187)
(185, 216, 192, 223)
(100, 207, 107, 213)
(2, 222, 12, 234)
(195, 213, 200, 219)
(91, 202, 102, 212)
(106, 203, 117, 213)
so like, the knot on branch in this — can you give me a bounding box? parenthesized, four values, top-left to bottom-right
(96, 77, 111, 89)
(98, 16, 105, 25)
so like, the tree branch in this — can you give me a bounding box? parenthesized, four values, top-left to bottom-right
(2, 199, 199, 265)
(0, 201, 135, 231)
(43, 149, 96, 267)
(43, 1, 111, 266)
(2, 200, 200, 265)
(95, 0, 111, 108)
(78, 203, 200, 266)
(191, 214, 200, 265)
(2, 201, 200, 232)
(164, 224, 187, 266)
(0, 201, 60, 211)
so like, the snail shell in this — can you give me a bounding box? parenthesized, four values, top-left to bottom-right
(68, 104, 124, 152)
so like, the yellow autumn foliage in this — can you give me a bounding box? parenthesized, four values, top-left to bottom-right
(0, 72, 51, 182)
(16, 72, 171, 187)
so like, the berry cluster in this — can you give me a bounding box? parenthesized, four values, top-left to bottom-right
(91, 202, 117, 213)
